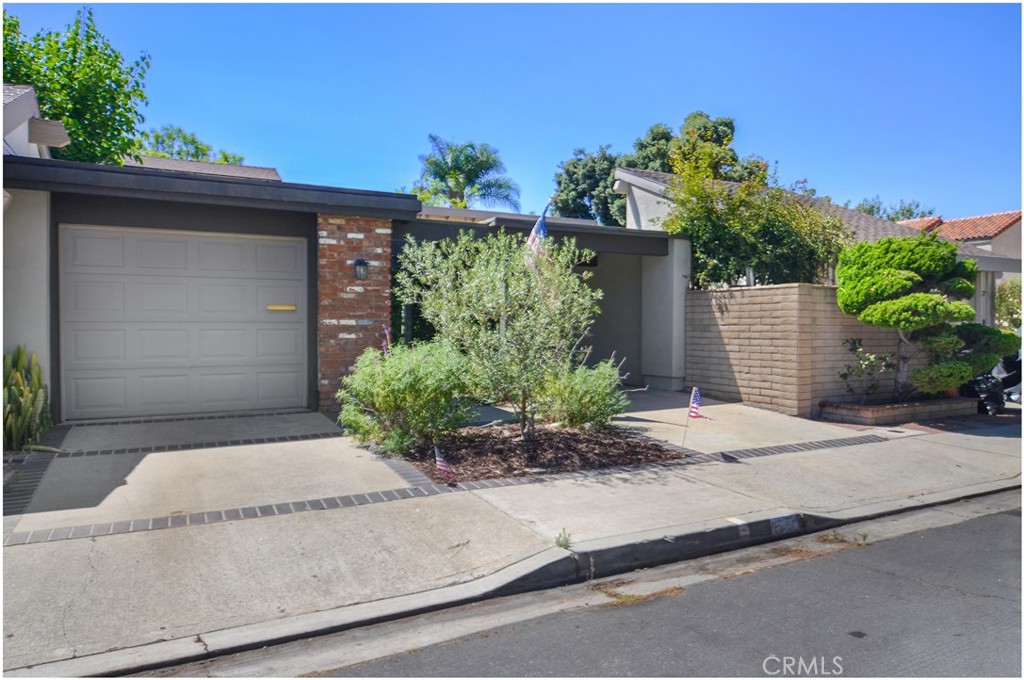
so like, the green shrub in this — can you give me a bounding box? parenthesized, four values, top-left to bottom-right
(910, 361, 975, 395)
(995, 278, 1021, 331)
(3, 346, 53, 451)
(336, 342, 473, 455)
(539, 359, 629, 429)
(837, 338, 895, 403)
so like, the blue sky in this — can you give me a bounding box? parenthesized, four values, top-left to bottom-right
(6, 3, 1021, 219)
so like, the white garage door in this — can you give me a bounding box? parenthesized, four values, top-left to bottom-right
(60, 225, 308, 420)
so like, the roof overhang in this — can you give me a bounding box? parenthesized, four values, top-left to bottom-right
(967, 253, 1021, 274)
(2, 155, 421, 219)
(395, 213, 675, 256)
(613, 168, 670, 196)
(3, 88, 39, 137)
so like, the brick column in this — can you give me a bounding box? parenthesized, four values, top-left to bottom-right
(317, 214, 392, 417)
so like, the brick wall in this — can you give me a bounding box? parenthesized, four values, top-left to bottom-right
(317, 215, 392, 416)
(685, 284, 918, 416)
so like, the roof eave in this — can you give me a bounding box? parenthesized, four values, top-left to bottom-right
(2, 155, 421, 219)
(613, 168, 670, 196)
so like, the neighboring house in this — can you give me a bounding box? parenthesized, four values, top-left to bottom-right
(3, 154, 673, 422)
(612, 167, 1020, 325)
(3, 84, 70, 211)
(611, 167, 1022, 415)
(899, 211, 1021, 284)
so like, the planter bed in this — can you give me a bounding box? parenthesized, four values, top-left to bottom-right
(819, 397, 978, 426)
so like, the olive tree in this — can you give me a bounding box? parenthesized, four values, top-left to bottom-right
(395, 230, 601, 440)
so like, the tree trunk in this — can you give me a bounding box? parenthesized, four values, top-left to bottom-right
(893, 331, 913, 402)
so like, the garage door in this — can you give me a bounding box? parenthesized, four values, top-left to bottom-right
(60, 225, 308, 420)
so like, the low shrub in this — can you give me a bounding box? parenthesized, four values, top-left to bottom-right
(336, 342, 473, 455)
(3, 346, 53, 451)
(539, 359, 629, 429)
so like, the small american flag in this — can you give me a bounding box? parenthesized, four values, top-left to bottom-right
(434, 445, 456, 483)
(525, 205, 550, 270)
(689, 387, 714, 421)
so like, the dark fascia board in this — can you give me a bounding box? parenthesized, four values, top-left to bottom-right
(396, 217, 673, 256)
(2, 155, 421, 219)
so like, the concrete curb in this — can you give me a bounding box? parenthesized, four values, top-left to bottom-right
(5, 481, 1020, 677)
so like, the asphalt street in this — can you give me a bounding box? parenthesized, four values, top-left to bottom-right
(335, 508, 1021, 677)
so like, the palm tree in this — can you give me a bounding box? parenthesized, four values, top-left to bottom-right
(414, 134, 521, 212)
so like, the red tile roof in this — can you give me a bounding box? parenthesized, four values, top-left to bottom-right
(897, 215, 943, 232)
(930, 210, 1021, 241)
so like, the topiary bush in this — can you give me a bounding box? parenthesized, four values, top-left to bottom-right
(539, 359, 629, 430)
(3, 346, 53, 451)
(336, 342, 473, 455)
(836, 234, 978, 401)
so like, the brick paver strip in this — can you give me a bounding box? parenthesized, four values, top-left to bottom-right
(2, 433, 889, 547)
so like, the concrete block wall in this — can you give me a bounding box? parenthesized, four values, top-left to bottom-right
(685, 284, 911, 417)
(317, 214, 392, 416)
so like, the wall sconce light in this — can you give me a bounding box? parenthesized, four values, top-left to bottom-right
(354, 258, 368, 281)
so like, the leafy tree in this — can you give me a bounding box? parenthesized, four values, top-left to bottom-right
(847, 195, 935, 222)
(3, 8, 150, 164)
(395, 231, 602, 440)
(552, 123, 677, 226)
(836, 233, 977, 400)
(413, 135, 520, 211)
(669, 111, 767, 182)
(136, 125, 244, 164)
(662, 149, 850, 289)
(552, 114, 765, 226)
(620, 122, 675, 173)
(551, 145, 622, 225)
(995, 278, 1022, 331)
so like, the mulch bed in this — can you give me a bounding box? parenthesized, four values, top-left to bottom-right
(405, 423, 684, 484)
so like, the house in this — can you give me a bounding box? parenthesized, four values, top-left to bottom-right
(611, 167, 1022, 416)
(3, 84, 70, 161)
(899, 211, 1021, 284)
(3, 150, 675, 423)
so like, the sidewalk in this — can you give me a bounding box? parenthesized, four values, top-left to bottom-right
(3, 396, 1020, 676)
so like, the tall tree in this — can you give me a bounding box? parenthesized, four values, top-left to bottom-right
(3, 8, 150, 164)
(413, 135, 521, 211)
(670, 111, 767, 182)
(552, 124, 675, 226)
(552, 114, 765, 226)
(137, 125, 244, 165)
(551, 145, 622, 225)
(848, 195, 935, 222)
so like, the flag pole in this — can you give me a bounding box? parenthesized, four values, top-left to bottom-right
(681, 386, 696, 451)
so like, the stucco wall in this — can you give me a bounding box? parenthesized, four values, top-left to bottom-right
(992, 221, 1021, 285)
(3, 188, 51, 372)
(586, 252, 642, 384)
(685, 284, 913, 417)
(623, 184, 672, 232)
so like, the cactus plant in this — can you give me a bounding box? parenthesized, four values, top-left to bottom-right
(3, 346, 53, 451)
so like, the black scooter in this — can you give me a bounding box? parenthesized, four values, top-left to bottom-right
(960, 353, 1022, 415)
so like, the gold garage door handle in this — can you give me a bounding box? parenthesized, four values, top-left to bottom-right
(266, 304, 297, 312)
